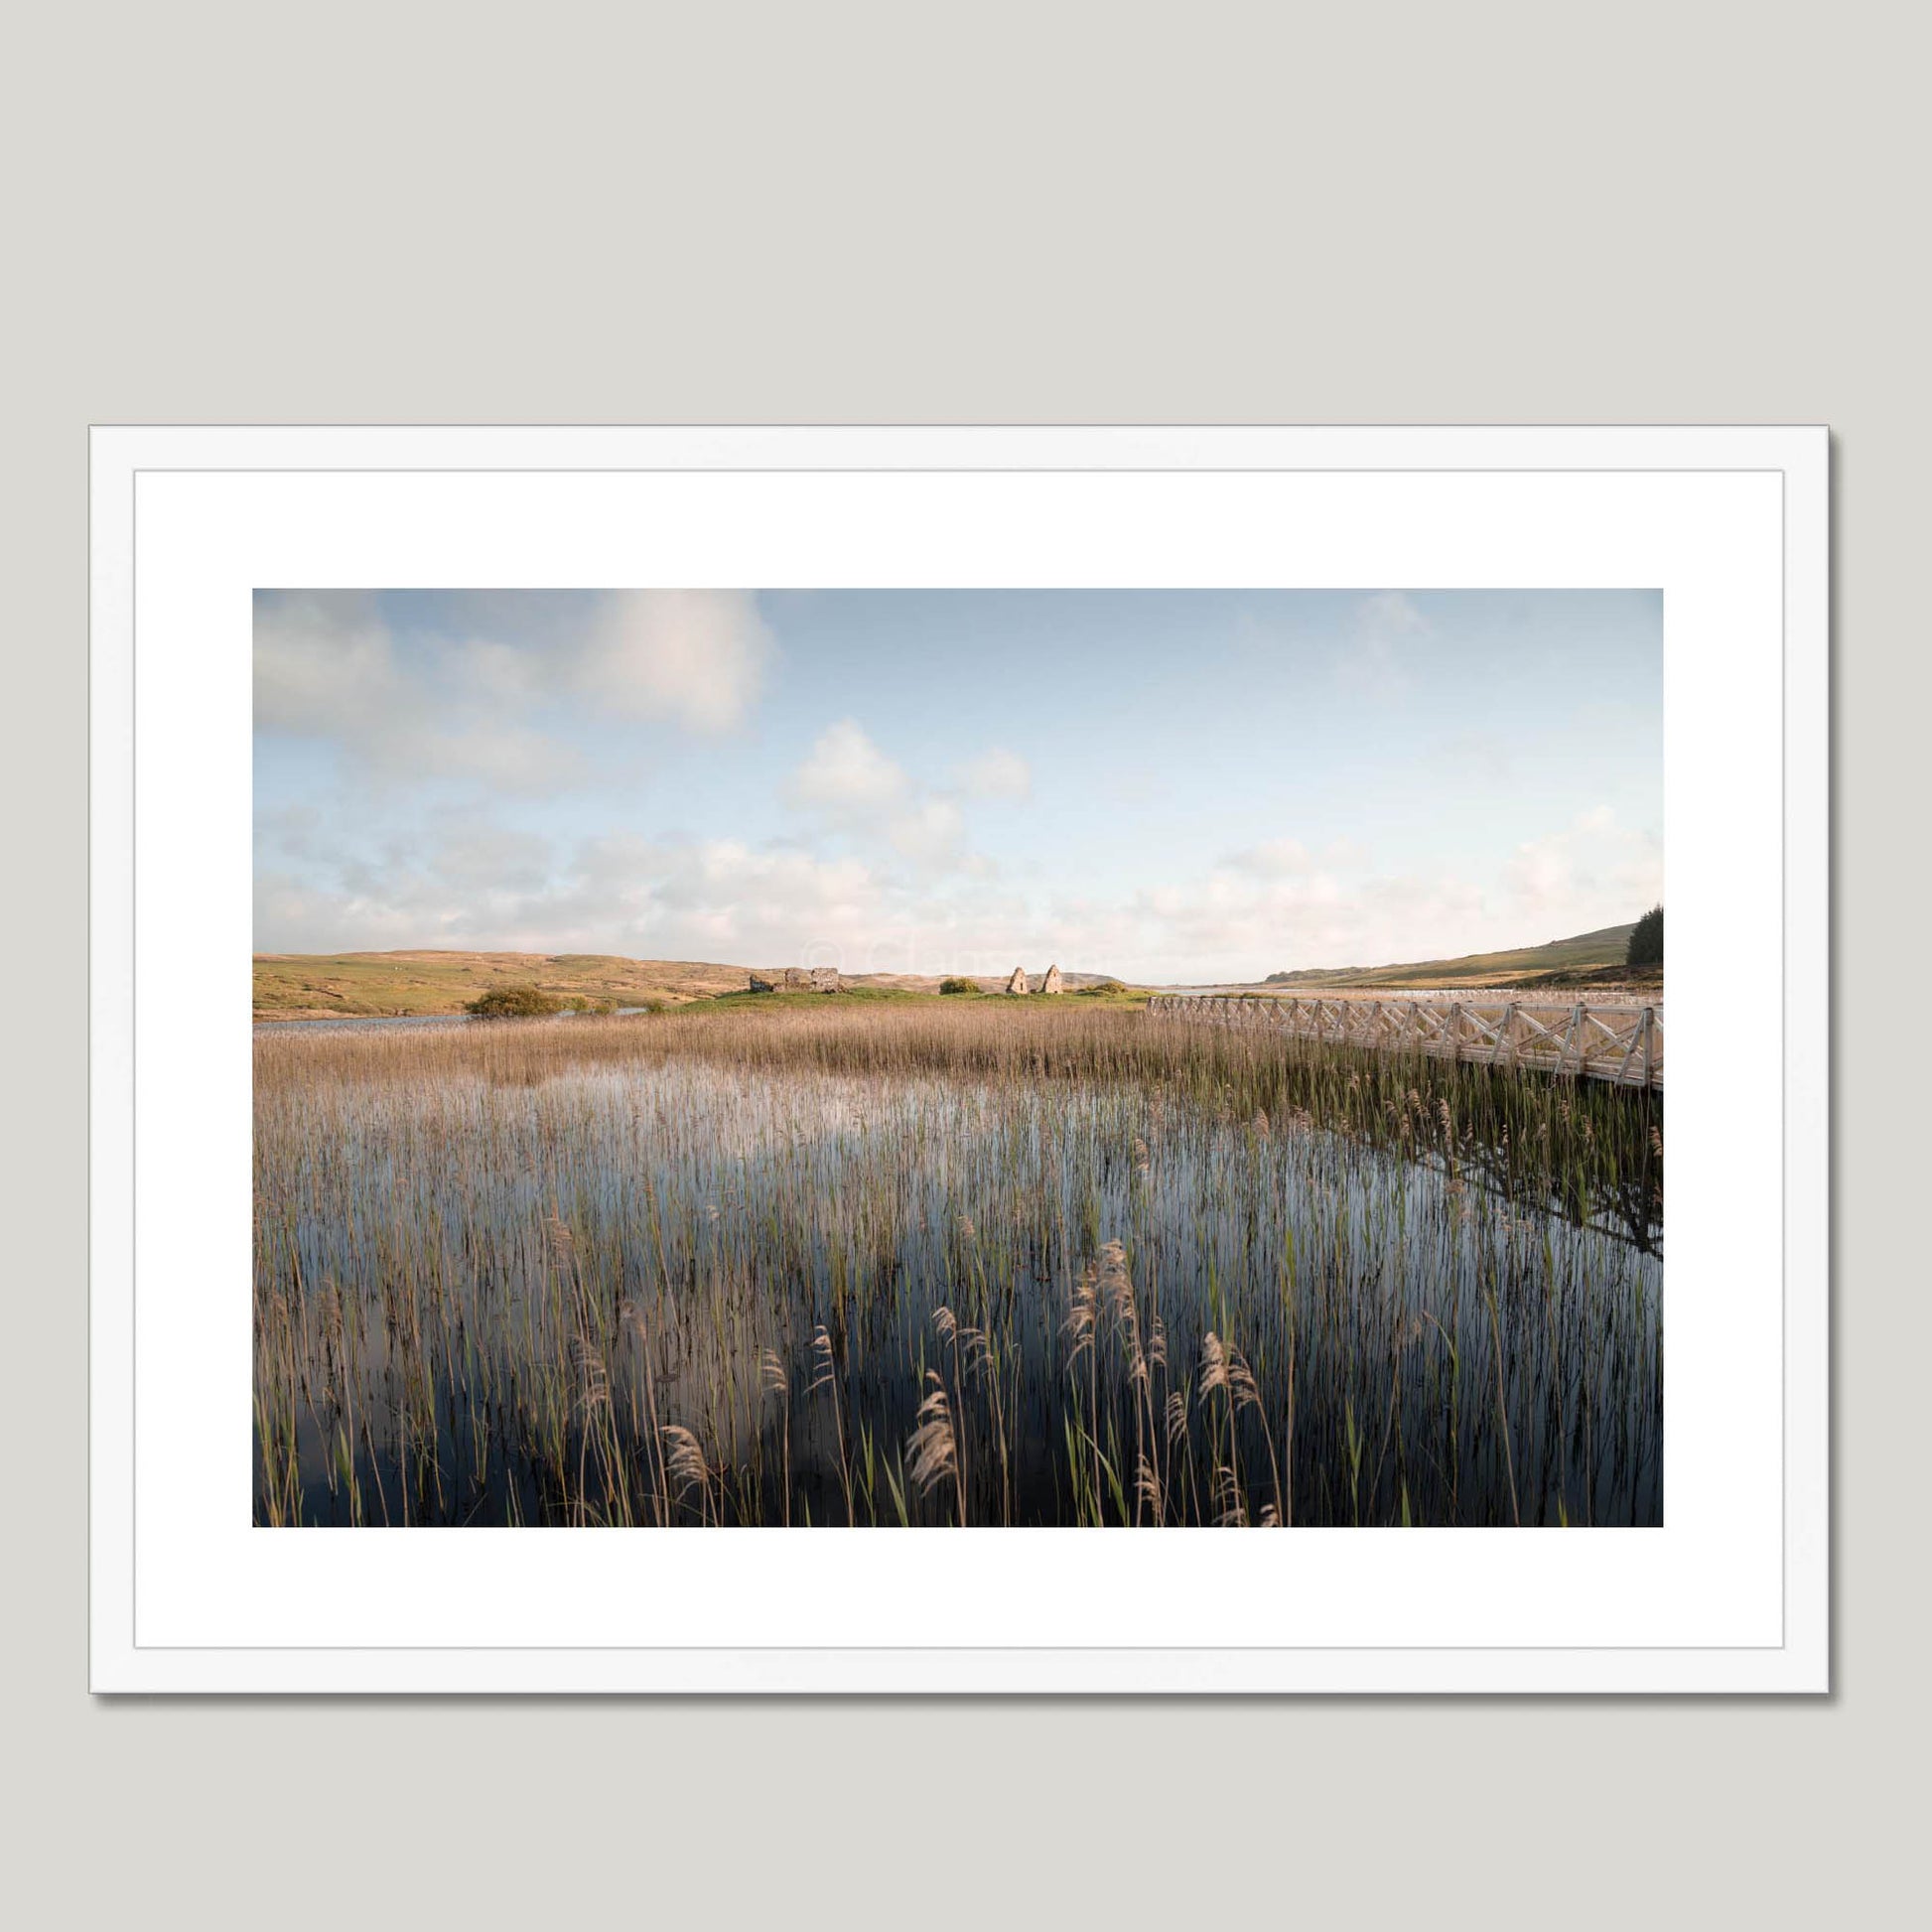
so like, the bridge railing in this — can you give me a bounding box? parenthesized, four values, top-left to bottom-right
(1146, 993, 1663, 1089)
(1228, 984, 1659, 1006)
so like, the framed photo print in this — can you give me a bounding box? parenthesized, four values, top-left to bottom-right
(89, 424, 1827, 1692)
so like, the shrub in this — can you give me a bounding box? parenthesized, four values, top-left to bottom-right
(939, 977, 978, 996)
(466, 984, 564, 1019)
(1625, 905, 1664, 969)
(1076, 979, 1126, 997)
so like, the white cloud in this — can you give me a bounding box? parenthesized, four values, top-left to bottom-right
(656, 840, 874, 916)
(955, 748, 1033, 801)
(785, 719, 911, 814)
(431, 825, 556, 894)
(257, 817, 1046, 976)
(254, 590, 776, 796)
(254, 593, 407, 736)
(409, 724, 583, 792)
(1504, 806, 1662, 940)
(889, 797, 967, 867)
(256, 785, 1664, 987)
(1223, 836, 1313, 876)
(785, 720, 984, 877)
(1037, 864, 1499, 985)
(573, 591, 773, 733)
(256, 593, 587, 789)
(1014, 801, 1660, 983)
(1319, 835, 1371, 871)
(439, 635, 546, 710)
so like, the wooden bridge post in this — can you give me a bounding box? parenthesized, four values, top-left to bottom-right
(1494, 1001, 1517, 1067)
(1563, 1003, 1585, 1078)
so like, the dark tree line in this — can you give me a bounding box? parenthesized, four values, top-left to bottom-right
(1626, 904, 1663, 968)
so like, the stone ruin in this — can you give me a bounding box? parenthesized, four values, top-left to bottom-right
(748, 967, 844, 994)
(1003, 965, 1064, 996)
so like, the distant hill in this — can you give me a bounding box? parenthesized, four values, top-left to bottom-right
(1262, 922, 1647, 991)
(253, 951, 1128, 1018)
(253, 951, 754, 1018)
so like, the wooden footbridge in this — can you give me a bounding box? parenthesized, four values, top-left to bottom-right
(1147, 992, 1663, 1090)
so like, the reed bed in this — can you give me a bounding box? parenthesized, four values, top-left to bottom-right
(254, 1002, 1662, 1527)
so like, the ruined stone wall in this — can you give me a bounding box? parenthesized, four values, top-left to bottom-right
(749, 967, 844, 993)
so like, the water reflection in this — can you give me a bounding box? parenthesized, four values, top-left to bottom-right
(255, 1059, 1662, 1528)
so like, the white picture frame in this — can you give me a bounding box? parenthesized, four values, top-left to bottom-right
(89, 424, 1828, 1694)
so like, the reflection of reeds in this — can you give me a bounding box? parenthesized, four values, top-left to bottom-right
(809, 1325, 855, 1526)
(760, 1347, 790, 1527)
(253, 1002, 1662, 1527)
(258, 1002, 1661, 1230)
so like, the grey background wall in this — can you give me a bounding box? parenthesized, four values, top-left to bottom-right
(4, 4, 1921, 1924)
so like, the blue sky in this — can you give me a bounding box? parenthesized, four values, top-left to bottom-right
(254, 588, 1661, 983)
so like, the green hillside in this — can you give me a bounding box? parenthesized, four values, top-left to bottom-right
(1263, 922, 1647, 991)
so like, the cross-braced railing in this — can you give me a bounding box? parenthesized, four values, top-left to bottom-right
(1146, 994, 1664, 1089)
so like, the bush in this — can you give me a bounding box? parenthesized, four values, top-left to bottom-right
(1626, 905, 1664, 969)
(1076, 979, 1126, 997)
(466, 984, 564, 1019)
(938, 977, 979, 996)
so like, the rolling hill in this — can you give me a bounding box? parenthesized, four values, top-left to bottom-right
(1262, 922, 1648, 991)
(252, 951, 1126, 1018)
(252, 951, 758, 1018)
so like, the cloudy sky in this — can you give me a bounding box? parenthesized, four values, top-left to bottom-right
(253, 588, 1662, 983)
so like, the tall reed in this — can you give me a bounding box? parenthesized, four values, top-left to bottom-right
(254, 1004, 1662, 1527)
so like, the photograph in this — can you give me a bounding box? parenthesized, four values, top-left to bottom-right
(252, 586, 1664, 1530)
(33, 0, 1879, 1906)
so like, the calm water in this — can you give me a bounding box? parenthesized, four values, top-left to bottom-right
(253, 1013, 480, 1035)
(255, 1051, 1662, 1528)
(253, 1009, 654, 1035)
